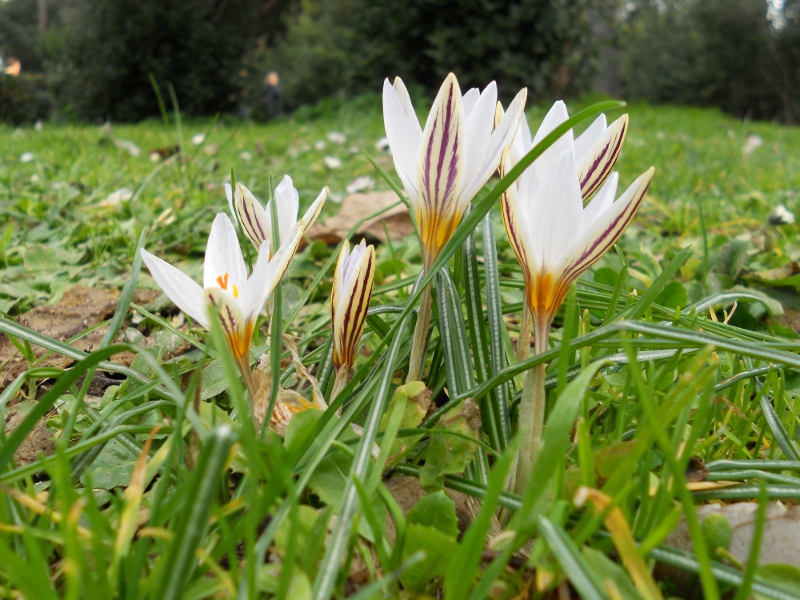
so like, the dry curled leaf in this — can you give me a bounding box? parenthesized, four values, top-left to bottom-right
(305, 191, 413, 246)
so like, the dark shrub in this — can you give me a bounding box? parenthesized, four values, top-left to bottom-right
(620, 0, 800, 123)
(0, 73, 51, 124)
(252, 0, 610, 111)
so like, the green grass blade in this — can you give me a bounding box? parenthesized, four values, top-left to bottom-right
(155, 425, 238, 600)
(760, 394, 800, 461)
(481, 213, 511, 451)
(445, 438, 518, 600)
(538, 516, 609, 600)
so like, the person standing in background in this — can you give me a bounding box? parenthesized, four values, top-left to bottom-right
(260, 71, 282, 119)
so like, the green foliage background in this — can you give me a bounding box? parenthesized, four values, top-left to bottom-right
(258, 0, 605, 109)
(620, 0, 800, 124)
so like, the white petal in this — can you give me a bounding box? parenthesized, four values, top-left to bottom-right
(529, 150, 583, 271)
(417, 73, 467, 220)
(332, 240, 351, 317)
(461, 86, 527, 204)
(532, 101, 575, 185)
(266, 222, 305, 299)
(393, 77, 418, 125)
(575, 114, 628, 201)
(140, 249, 209, 328)
(463, 82, 497, 190)
(274, 175, 300, 245)
(501, 184, 537, 282)
(300, 186, 328, 233)
(343, 240, 367, 292)
(240, 240, 274, 322)
(462, 88, 480, 117)
(205, 287, 249, 363)
(509, 112, 533, 165)
(204, 213, 248, 292)
(582, 172, 618, 225)
(574, 114, 607, 162)
(383, 79, 422, 199)
(559, 167, 654, 280)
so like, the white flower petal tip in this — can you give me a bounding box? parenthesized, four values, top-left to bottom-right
(331, 240, 376, 371)
(301, 187, 328, 231)
(231, 177, 324, 255)
(384, 73, 527, 265)
(140, 249, 208, 328)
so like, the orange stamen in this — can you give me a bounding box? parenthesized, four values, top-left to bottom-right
(216, 273, 229, 290)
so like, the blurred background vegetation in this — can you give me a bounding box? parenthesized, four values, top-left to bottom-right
(0, 0, 799, 125)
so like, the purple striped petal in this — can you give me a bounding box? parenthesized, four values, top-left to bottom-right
(416, 73, 466, 261)
(576, 115, 628, 202)
(234, 184, 270, 250)
(331, 241, 375, 370)
(560, 167, 654, 285)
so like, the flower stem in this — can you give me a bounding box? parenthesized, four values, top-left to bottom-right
(407, 283, 432, 382)
(516, 288, 532, 363)
(515, 316, 551, 495)
(330, 365, 349, 414)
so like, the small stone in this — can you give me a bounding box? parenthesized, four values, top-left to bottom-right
(239, 151, 253, 161)
(192, 133, 206, 145)
(346, 176, 375, 194)
(742, 134, 763, 157)
(20, 152, 34, 163)
(375, 137, 390, 151)
(323, 156, 342, 169)
(327, 131, 346, 144)
(314, 140, 326, 151)
(769, 204, 795, 225)
(99, 187, 134, 208)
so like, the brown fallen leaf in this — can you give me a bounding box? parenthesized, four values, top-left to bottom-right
(305, 191, 414, 247)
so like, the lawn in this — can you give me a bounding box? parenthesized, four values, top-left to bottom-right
(1, 94, 800, 599)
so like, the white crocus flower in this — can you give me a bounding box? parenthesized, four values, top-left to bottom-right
(330, 240, 375, 400)
(383, 72, 527, 268)
(499, 102, 654, 495)
(225, 175, 327, 256)
(499, 102, 652, 336)
(505, 152, 654, 336)
(140, 213, 304, 374)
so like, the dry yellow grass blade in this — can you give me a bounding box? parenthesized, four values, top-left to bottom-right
(112, 426, 163, 577)
(574, 486, 664, 600)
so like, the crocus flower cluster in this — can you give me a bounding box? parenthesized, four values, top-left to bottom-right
(141, 178, 329, 432)
(139, 71, 653, 492)
(383, 74, 653, 492)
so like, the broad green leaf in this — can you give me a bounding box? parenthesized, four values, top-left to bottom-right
(407, 491, 459, 538)
(419, 399, 481, 492)
(401, 523, 458, 594)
